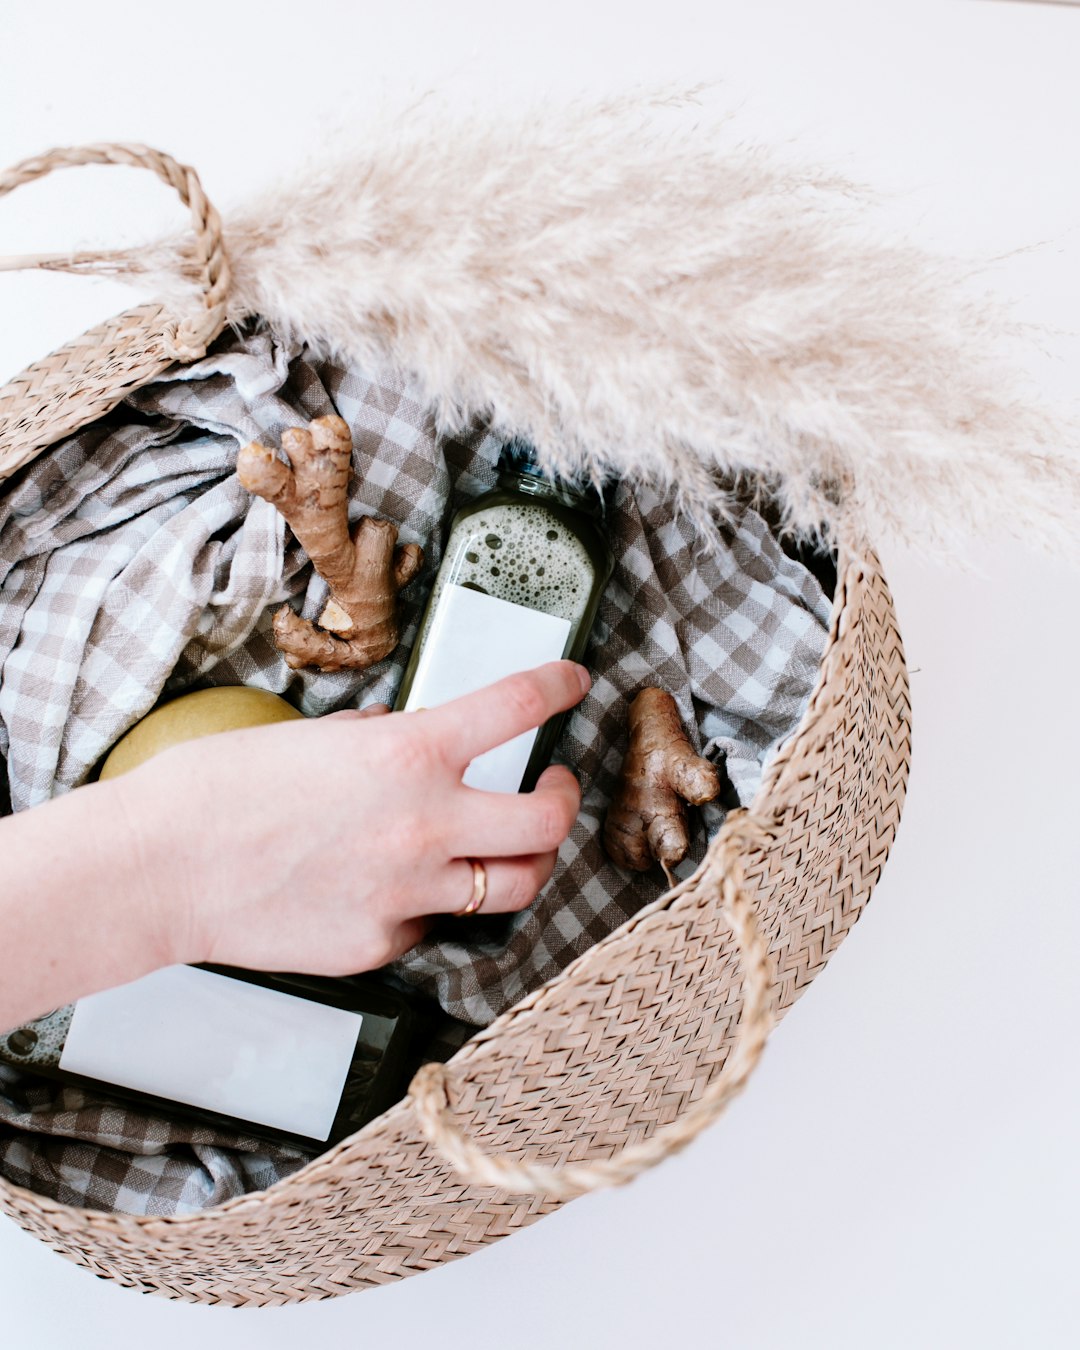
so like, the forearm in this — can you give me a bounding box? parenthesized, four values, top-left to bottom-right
(0, 779, 181, 1033)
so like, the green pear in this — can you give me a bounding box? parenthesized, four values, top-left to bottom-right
(99, 687, 304, 780)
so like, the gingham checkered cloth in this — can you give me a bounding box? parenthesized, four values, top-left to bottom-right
(0, 326, 830, 1214)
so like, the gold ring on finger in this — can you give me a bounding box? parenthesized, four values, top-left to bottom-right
(456, 858, 487, 917)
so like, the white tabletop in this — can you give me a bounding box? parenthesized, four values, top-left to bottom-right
(0, 3, 1077, 1346)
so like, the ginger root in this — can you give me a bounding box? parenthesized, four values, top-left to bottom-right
(603, 688, 722, 884)
(237, 415, 423, 672)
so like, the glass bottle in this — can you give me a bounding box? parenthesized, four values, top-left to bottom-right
(0, 687, 436, 1153)
(0, 967, 431, 1151)
(395, 441, 614, 793)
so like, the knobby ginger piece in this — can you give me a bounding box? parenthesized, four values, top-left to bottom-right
(237, 415, 423, 671)
(603, 687, 722, 883)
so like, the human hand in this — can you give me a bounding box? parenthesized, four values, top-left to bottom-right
(120, 661, 590, 977)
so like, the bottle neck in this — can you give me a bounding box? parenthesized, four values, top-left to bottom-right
(496, 466, 605, 518)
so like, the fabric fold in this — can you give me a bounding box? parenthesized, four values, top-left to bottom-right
(0, 324, 830, 1214)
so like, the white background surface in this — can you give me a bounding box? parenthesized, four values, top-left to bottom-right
(1, 2, 1077, 1346)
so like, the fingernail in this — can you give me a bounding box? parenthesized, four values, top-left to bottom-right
(572, 663, 591, 695)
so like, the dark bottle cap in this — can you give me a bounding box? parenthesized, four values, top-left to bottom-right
(497, 437, 607, 515)
(499, 437, 547, 478)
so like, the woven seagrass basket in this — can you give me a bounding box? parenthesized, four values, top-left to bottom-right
(0, 146, 910, 1306)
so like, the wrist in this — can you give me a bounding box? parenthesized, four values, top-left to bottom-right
(104, 760, 208, 969)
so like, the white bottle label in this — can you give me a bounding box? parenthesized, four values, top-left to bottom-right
(60, 965, 363, 1141)
(404, 583, 572, 793)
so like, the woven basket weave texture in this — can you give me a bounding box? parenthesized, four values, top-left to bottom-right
(0, 542, 909, 1304)
(0, 143, 911, 1306)
(0, 144, 228, 483)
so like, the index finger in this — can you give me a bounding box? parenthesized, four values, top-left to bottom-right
(422, 661, 591, 767)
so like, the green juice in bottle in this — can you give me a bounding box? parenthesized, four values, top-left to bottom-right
(395, 441, 614, 792)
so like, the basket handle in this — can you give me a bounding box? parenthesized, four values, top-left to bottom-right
(0, 142, 229, 361)
(409, 811, 776, 1200)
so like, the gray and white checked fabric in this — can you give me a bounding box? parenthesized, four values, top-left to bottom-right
(0, 325, 830, 1214)
(0, 1060, 308, 1215)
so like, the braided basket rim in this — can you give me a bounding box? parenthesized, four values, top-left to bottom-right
(0, 145, 911, 1300)
(0, 532, 910, 1233)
